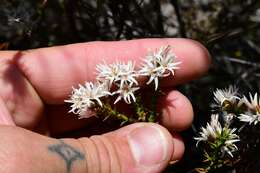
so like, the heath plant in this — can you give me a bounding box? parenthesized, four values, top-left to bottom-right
(65, 45, 181, 125)
(195, 86, 260, 172)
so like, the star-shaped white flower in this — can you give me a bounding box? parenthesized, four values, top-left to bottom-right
(213, 85, 240, 106)
(139, 59, 162, 90)
(115, 61, 138, 89)
(97, 61, 138, 89)
(239, 93, 260, 125)
(65, 82, 110, 118)
(242, 93, 260, 112)
(239, 113, 260, 125)
(194, 114, 222, 144)
(65, 85, 93, 115)
(96, 61, 122, 87)
(139, 45, 181, 90)
(113, 83, 140, 104)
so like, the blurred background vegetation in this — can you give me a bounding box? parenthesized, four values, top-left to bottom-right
(1, 0, 260, 172)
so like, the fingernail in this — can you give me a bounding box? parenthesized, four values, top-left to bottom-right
(169, 160, 179, 165)
(128, 125, 168, 166)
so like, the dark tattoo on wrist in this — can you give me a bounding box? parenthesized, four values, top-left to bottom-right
(48, 140, 85, 173)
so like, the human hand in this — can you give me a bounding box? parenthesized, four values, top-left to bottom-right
(0, 38, 210, 173)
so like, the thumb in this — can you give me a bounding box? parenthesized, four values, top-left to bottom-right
(0, 123, 177, 173)
(79, 123, 175, 173)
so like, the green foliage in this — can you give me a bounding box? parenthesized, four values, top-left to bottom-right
(93, 89, 163, 126)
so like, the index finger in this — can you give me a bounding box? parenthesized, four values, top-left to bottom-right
(7, 38, 211, 104)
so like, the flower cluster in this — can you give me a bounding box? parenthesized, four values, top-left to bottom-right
(195, 114, 239, 158)
(195, 85, 260, 172)
(139, 46, 181, 90)
(65, 82, 109, 118)
(213, 86, 260, 125)
(65, 45, 180, 122)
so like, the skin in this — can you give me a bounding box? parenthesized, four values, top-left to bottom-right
(0, 38, 211, 173)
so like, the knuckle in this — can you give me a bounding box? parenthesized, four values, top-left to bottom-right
(78, 135, 122, 173)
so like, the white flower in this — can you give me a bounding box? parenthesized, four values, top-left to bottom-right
(153, 45, 181, 77)
(65, 82, 110, 118)
(113, 83, 140, 104)
(96, 61, 122, 87)
(139, 45, 181, 90)
(139, 59, 161, 90)
(213, 85, 240, 106)
(194, 114, 239, 157)
(194, 114, 222, 144)
(239, 113, 260, 125)
(84, 82, 110, 106)
(65, 85, 93, 115)
(115, 61, 138, 89)
(96, 61, 138, 88)
(239, 93, 260, 125)
(242, 93, 260, 113)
